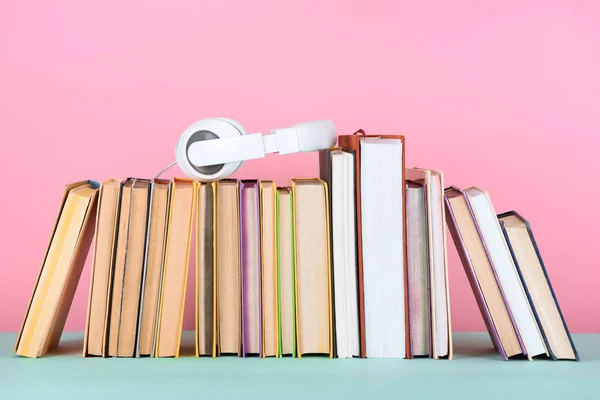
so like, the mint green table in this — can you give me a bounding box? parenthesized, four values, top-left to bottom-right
(1, 332, 598, 399)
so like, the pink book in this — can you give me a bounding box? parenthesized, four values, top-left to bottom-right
(240, 180, 262, 357)
(406, 181, 432, 357)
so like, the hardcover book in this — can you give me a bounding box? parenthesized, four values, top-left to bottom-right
(406, 168, 453, 359)
(16, 181, 99, 358)
(498, 211, 579, 361)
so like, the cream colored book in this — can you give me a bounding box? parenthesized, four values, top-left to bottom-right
(291, 179, 332, 358)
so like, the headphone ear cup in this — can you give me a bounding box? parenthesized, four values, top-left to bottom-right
(175, 118, 245, 182)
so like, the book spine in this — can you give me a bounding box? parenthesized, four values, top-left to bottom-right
(240, 182, 247, 357)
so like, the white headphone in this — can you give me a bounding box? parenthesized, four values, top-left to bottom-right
(174, 118, 337, 181)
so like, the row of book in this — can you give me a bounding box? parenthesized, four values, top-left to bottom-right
(445, 188, 578, 360)
(14, 132, 577, 360)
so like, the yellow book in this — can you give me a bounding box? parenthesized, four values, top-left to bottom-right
(15, 181, 99, 358)
(195, 181, 216, 357)
(155, 178, 196, 358)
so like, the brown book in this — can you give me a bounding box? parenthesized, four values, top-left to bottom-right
(291, 179, 332, 357)
(337, 132, 410, 358)
(196, 181, 216, 357)
(107, 179, 150, 357)
(260, 181, 278, 357)
(155, 178, 195, 357)
(16, 181, 99, 358)
(84, 179, 122, 357)
(216, 180, 242, 356)
(137, 179, 170, 357)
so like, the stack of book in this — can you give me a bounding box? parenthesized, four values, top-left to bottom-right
(14, 133, 576, 361)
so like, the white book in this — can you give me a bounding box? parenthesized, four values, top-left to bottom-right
(465, 187, 546, 358)
(329, 150, 360, 358)
(360, 138, 405, 359)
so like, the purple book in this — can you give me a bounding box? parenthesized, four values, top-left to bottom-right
(444, 187, 525, 360)
(240, 180, 262, 357)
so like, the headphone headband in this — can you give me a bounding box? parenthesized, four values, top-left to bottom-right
(175, 118, 336, 181)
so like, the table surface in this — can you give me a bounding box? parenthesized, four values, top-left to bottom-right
(1, 332, 598, 399)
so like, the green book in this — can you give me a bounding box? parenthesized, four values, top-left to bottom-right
(276, 187, 296, 357)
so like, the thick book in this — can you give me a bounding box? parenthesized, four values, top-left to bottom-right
(16, 180, 99, 358)
(406, 181, 431, 357)
(276, 187, 296, 357)
(319, 148, 360, 358)
(338, 132, 410, 358)
(137, 179, 170, 357)
(196, 181, 216, 357)
(240, 180, 262, 357)
(260, 181, 278, 357)
(444, 187, 524, 360)
(215, 179, 242, 356)
(291, 179, 333, 358)
(155, 178, 195, 357)
(464, 187, 546, 360)
(406, 168, 453, 359)
(498, 211, 579, 361)
(84, 179, 122, 357)
(107, 179, 151, 358)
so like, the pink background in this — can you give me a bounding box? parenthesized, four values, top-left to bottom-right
(1, 1, 598, 334)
